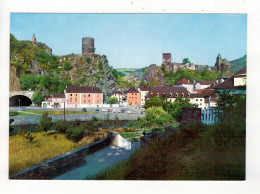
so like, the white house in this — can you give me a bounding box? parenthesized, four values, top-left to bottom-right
(174, 78, 194, 93)
(111, 91, 124, 103)
(138, 86, 150, 106)
(195, 80, 218, 90)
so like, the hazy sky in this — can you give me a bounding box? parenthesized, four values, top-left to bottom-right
(10, 13, 247, 69)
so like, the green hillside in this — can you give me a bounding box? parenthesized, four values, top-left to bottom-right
(230, 55, 247, 73)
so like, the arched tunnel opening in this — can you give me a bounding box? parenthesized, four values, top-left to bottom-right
(9, 95, 32, 107)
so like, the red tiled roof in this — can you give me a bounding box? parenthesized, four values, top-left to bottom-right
(174, 78, 193, 85)
(127, 87, 140, 93)
(147, 86, 190, 98)
(111, 91, 123, 95)
(190, 93, 204, 98)
(193, 89, 215, 96)
(205, 93, 218, 103)
(52, 93, 65, 98)
(198, 80, 218, 85)
(215, 67, 247, 90)
(139, 86, 150, 91)
(66, 86, 102, 93)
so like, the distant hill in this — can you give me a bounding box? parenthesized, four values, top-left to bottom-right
(230, 55, 247, 73)
(116, 68, 145, 77)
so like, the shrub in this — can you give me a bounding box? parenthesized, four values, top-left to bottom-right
(36, 112, 52, 133)
(18, 129, 35, 144)
(85, 117, 103, 132)
(55, 120, 69, 133)
(66, 128, 84, 142)
(63, 61, 72, 70)
(73, 119, 81, 127)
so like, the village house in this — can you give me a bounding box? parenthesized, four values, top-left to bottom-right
(111, 91, 124, 103)
(193, 89, 218, 109)
(127, 87, 141, 105)
(215, 66, 246, 94)
(41, 93, 65, 108)
(174, 78, 194, 93)
(138, 86, 150, 106)
(65, 86, 103, 108)
(194, 80, 219, 89)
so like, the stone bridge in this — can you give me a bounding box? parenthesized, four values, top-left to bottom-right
(9, 90, 35, 107)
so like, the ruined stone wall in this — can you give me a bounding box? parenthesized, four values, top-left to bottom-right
(181, 107, 201, 125)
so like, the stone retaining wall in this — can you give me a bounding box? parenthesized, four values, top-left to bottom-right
(10, 138, 110, 179)
(10, 131, 132, 180)
(181, 107, 201, 125)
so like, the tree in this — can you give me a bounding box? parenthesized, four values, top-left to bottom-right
(183, 58, 190, 64)
(144, 96, 164, 109)
(55, 120, 69, 133)
(63, 61, 72, 70)
(20, 74, 36, 90)
(170, 97, 193, 121)
(98, 60, 103, 71)
(108, 97, 118, 104)
(145, 107, 173, 128)
(36, 112, 52, 133)
(31, 91, 44, 105)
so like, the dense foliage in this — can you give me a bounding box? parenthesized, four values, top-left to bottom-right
(108, 97, 118, 104)
(35, 112, 52, 133)
(31, 91, 44, 105)
(55, 120, 69, 133)
(144, 96, 193, 121)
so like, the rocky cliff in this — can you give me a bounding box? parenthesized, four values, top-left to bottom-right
(9, 34, 120, 100)
(143, 64, 165, 85)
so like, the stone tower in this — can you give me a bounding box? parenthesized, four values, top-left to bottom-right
(162, 53, 171, 65)
(32, 33, 36, 42)
(215, 53, 222, 72)
(82, 37, 95, 56)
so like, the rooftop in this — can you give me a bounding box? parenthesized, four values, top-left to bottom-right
(174, 78, 193, 85)
(66, 86, 102, 93)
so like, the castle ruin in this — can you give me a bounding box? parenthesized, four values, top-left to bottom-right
(82, 37, 95, 57)
(214, 53, 231, 73)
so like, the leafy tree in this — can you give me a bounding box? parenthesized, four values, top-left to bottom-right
(18, 129, 35, 144)
(85, 57, 91, 64)
(161, 64, 166, 72)
(31, 91, 44, 105)
(183, 58, 190, 64)
(63, 61, 72, 70)
(144, 96, 164, 109)
(145, 107, 173, 128)
(108, 97, 119, 104)
(36, 112, 52, 133)
(20, 74, 35, 90)
(98, 60, 103, 71)
(170, 97, 193, 121)
(58, 79, 71, 93)
(66, 128, 84, 142)
(112, 69, 119, 79)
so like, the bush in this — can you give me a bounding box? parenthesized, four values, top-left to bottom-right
(36, 112, 52, 133)
(9, 111, 18, 117)
(55, 120, 69, 133)
(73, 119, 81, 127)
(18, 129, 35, 144)
(66, 128, 84, 142)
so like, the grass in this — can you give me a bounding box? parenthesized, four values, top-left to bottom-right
(9, 130, 107, 175)
(9, 110, 96, 117)
(120, 132, 143, 142)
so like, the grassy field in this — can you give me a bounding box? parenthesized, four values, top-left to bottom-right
(9, 131, 106, 175)
(9, 110, 95, 117)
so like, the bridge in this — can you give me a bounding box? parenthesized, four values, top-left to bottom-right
(9, 90, 35, 107)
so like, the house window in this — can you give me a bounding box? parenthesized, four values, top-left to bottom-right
(75, 98, 77, 102)
(132, 93, 134, 95)
(200, 103, 202, 105)
(76, 94, 77, 96)
(88, 100, 90, 102)
(182, 93, 184, 97)
(169, 93, 172, 97)
(88, 94, 90, 97)
(196, 99, 198, 101)
(84, 94, 86, 97)
(200, 99, 202, 101)
(97, 94, 99, 97)
(188, 93, 190, 97)
(70, 98, 72, 102)
(175, 93, 178, 97)
(97, 100, 99, 103)
(70, 94, 72, 96)
(157, 93, 159, 97)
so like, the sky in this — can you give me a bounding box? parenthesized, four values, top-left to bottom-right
(10, 13, 247, 69)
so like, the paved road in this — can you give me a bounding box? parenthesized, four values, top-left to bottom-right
(53, 141, 140, 180)
(10, 112, 145, 125)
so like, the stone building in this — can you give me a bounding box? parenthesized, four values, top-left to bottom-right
(32, 33, 36, 42)
(214, 54, 231, 73)
(162, 53, 171, 65)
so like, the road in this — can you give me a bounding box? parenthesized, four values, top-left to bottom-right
(9, 106, 146, 125)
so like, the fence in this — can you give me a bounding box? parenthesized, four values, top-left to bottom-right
(201, 109, 220, 125)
